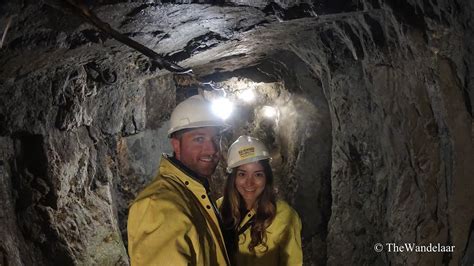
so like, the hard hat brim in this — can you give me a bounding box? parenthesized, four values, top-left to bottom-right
(226, 155, 271, 173)
(168, 120, 231, 137)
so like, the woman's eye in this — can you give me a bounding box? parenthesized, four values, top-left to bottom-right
(237, 172, 245, 177)
(255, 173, 265, 178)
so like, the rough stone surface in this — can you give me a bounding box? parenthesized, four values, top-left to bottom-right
(0, 0, 473, 265)
(289, 1, 474, 264)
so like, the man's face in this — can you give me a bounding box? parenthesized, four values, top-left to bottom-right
(171, 127, 220, 178)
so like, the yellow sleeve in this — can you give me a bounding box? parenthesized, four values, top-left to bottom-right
(127, 197, 198, 266)
(278, 209, 303, 266)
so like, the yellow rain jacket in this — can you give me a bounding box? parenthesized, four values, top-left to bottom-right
(217, 199, 303, 266)
(128, 155, 229, 266)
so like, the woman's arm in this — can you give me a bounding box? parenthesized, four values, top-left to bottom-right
(278, 206, 303, 266)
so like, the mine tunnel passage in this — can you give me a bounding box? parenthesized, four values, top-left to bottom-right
(1, 1, 473, 265)
(119, 50, 333, 264)
(123, 51, 331, 262)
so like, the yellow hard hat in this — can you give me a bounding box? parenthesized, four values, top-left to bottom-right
(226, 135, 271, 173)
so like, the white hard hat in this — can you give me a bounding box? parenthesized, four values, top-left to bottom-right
(226, 135, 271, 173)
(168, 95, 229, 137)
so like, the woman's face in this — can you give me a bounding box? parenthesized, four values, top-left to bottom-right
(235, 161, 266, 209)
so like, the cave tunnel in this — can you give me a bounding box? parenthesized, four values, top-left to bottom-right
(0, 0, 473, 265)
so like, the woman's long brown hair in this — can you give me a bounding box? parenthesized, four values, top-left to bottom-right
(220, 159, 277, 253)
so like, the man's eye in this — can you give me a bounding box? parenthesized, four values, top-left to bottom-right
(194, 137, 205, 142)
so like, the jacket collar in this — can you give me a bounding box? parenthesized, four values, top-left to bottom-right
(166, 154, 211, 193)
(238, 208, 256, 231)
(133, 154, 209, 202)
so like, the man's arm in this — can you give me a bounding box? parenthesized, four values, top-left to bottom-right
(128, 197, 199, 266)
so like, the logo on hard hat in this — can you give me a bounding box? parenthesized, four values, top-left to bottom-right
(238, 146, 255, 159)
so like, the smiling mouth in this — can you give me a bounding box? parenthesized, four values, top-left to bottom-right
(199, 157, 215, 163)
(243, 188, 256, 192)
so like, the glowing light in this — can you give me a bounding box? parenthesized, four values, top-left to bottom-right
(211, 98, 234, 120)
(262, 106, 278, 118)
(238, 89, 255, 102)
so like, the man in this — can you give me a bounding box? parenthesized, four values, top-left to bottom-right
(127, 95, 230, 265)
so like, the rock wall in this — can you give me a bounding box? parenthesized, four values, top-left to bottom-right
(290, 0, 474, 264)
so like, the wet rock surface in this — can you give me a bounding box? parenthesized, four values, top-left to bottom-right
(0, 0, 473, 265)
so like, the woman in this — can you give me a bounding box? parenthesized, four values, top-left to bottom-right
(218, 135, 303, 266)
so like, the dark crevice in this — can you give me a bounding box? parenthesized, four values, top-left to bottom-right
(11, 133, 56, 211)
(0, 113, 7, 136)
(165, 32, 229, 63)
(234, 19, 269, 32)
(318, 29, 346, 73)
(9, 132, 73, 264)
(125, 30, 166, 38)
(385, 0, 428, 34)
(462, 87, 473, 117)
(8, 31, 59, 50)
(262, 3, 319, 20)
(363, 14, 386, 49)
(463, 60, 473, 117)
(318, 0, 361, 14)
(68, 29, 109, 49)
(461, 220, 474, 265)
